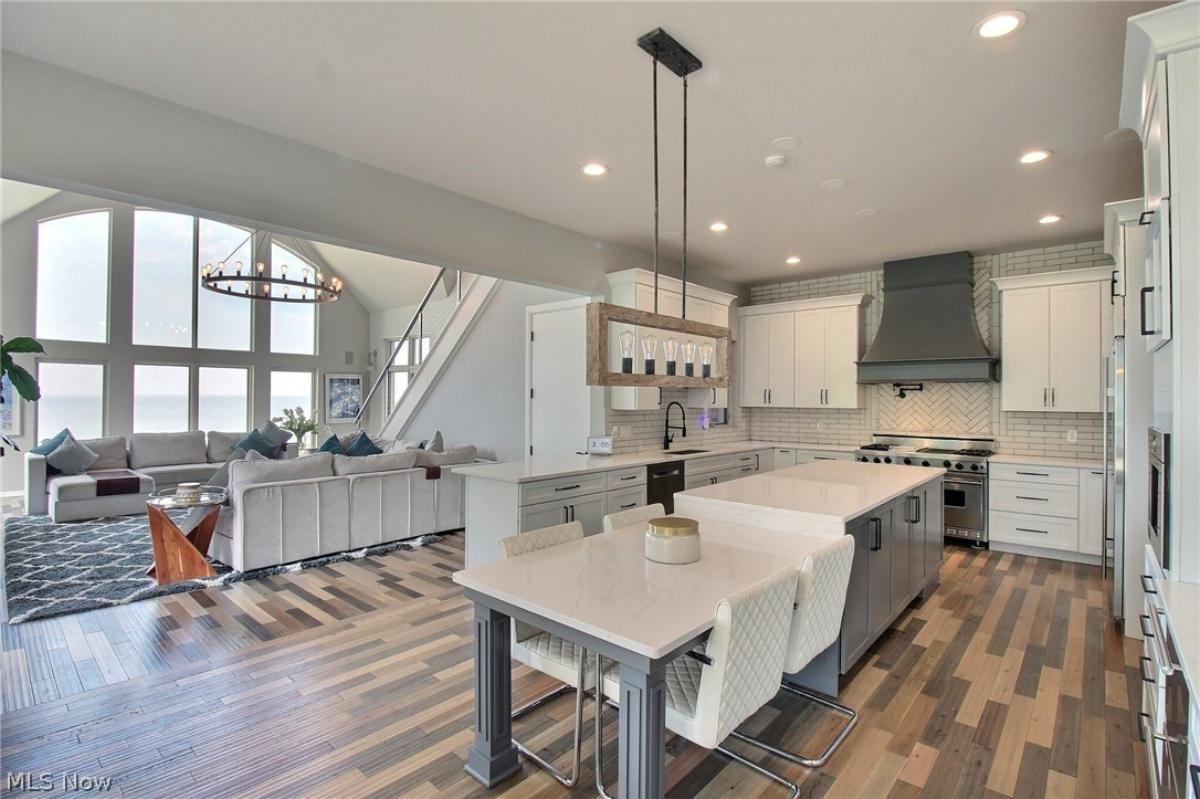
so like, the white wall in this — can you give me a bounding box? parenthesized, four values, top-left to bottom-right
(386, 280, 579, 461)
(0, 188, 370, 493)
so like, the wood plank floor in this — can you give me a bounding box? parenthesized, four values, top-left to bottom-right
(0, 532, 1148, 799)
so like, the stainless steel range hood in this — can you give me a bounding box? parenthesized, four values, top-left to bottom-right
(857, 251, 997, 382)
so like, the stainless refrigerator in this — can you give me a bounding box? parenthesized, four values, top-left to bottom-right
(1106, 337, 1125, 619)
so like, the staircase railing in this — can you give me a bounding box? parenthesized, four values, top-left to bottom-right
(355, 267, 447, 428)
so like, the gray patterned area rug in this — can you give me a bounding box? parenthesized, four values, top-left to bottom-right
(3, 511, 442, 624)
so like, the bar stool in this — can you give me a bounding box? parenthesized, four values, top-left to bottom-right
(601, 502, 665, 532)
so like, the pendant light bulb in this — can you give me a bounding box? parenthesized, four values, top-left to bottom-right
(619, 329, 636, 374)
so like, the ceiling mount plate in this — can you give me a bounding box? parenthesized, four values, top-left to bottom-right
(638, 28, 702, 77)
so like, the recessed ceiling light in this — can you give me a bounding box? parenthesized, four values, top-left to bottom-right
(974, 10, 1026, 39)
(581, 162, 608, 177)
(709, 221, 730, 233)
(856, 208, 881, 217)
(764, 154, 788, 168)
(786, 256, 801, 265)
(770, 136, 800, 152)
(1039, 214, 1062, 224)
(819, 178, 847, 190)
(1019, 149, 1052, 164)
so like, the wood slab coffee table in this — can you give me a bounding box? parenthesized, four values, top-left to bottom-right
(145, 486, 227, 585)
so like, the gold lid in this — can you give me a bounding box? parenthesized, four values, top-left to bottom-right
(646, 517, 699, 537)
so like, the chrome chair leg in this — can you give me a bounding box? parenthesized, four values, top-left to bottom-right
(730, 682, 858, 769)
(595, 652, 801, 799)
(511, 650, 587, 787)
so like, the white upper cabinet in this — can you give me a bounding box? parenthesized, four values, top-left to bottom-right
(994, 269, 1111, 413)
(739, 294, 866, 409)
(604, 269, 736, 412)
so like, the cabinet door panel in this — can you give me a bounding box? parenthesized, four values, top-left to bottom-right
(924, 484, 944, 580)
(520, 500, 571, 532)
(840, 516, 873, 671)
(824, 306, 862, 408)
(741, 314, 770, 407)
(792, 310, 825, 408)
(891, 498, 911, 607)
(1001, 287, 1051, 411)
(1049, 282, 1103, 412)
(1079, 469, 1104, 556)
(767, 313, 796, 406)
(868, 508, 893, 637)
(569, 494, 607, 536)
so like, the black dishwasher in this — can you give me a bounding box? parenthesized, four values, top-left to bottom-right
(646, 461, 685, 514)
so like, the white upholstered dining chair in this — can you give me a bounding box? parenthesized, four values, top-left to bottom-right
(593, 567, 802, 799)
(601, 502, 666, 532)
(730, 533, 858, 768)
(498, 520, 589, 786)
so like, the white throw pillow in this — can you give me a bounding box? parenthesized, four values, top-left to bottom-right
(416, 445, 476, 467)
(46, 434, 99, 475)
(332, 451, 419, 476)
(426, 431, 445, 452)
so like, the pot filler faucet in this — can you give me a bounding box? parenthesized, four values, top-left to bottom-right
(663, 401, 687, 450)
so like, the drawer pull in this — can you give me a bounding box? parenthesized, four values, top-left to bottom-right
(619, 475, 637, 481)
(1146, 609, 1181, 676)
(620, 502, 637, 509)
(1016, 471, 1050, 477)
(1015, 496, 1049, 502)
(1140, 574, 1158, 594)
(554, 484, 582, 492)
(1139, 656, 1155, 684)
(1139, 614, 1155, 638)
(1015, 527, 1048, 535)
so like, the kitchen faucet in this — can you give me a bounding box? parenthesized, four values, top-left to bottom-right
(663, 401, 687, 450)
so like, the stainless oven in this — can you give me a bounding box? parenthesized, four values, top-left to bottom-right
(1148, 428, 1170, 570)
(944, 473, 987, 543)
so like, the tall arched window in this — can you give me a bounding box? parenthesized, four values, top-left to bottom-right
(270, 242, 317, 355)
(36, 210, 111, 343)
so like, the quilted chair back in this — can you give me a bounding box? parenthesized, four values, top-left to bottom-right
(690, 567, 799, 749)
(783, 534, 856, 674)
(602, 503, 666, 532)
(499, 521, 584, 641)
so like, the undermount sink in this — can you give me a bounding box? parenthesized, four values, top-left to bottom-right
(666, 448, 708, 455)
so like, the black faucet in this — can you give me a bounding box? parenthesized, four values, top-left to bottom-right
(663, 401, 687, 450)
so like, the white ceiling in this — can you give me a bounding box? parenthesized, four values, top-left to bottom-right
(0, 2, 1156, 285)
(309, 241, 444, 312)
(1, 179, 58, 222)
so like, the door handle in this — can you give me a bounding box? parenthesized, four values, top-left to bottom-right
(1110, 269, 1119, 300)
(1140, 286, 1155, 336)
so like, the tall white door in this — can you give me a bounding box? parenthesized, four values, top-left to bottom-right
(823, 306, 861, 408)
(1001, 287, 1051, 411)
(741, 314, 771, 407)
(529, 305, 593, 456)
(766, 312, 796, 406)
(1049, 282, 1103, 412)
(792, 309, 825, 408)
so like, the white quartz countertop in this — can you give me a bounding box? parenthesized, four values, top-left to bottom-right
(453, 518, 836, 659)
(455, 440, 856, 483)
(989, 453, 1103, 470)
(676, 461, 945, 526)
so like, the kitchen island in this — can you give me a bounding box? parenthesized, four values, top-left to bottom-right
(676, 461, 945, 687)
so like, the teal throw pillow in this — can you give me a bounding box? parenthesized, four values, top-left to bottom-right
(317, 434, 344, 454)
(343, 432, 383, 457)
(235, 429, 279, 458)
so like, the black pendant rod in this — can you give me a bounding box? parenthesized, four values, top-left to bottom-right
(652, 56, 660, 315)
(681, 73, 688, 320)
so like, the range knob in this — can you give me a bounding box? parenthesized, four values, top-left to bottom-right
(858, 456, 867, 462)
(884, 457, 892, 464)
(970, 463, 979, 471)
(942, 460, 951, 468)
(954, 462, 964, 470)
(922, 460, 930, 467)
(873, 457, 881, 463)
(903, 457, 912, 465)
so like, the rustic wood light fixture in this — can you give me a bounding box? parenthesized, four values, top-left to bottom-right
(585, 27, 732, 389)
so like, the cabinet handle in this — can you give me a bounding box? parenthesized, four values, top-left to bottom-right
(763, 388, 768, 404)
(620, 502, 637, 509)
(1043, 387, 1048, 407)
(909, 495, 921, 524)
(1140, 287, 1155, 336)
(1051, 387, 1055, 407)
(712, 388, 716, 404)
(1016, 471, 1049, 477)
(870, 517, 882, 551)
(1139, 614, 1156, 639)
(1139, 209, 1154, 225)
(562, 506, 569, 523)
(1015, 495, 1050, 502)
(1139, 656, 1155, 684)
(1110, 269, 1119, 301)
(555, 484, 581, 492)
(620, 474, 637, 481)
(1015, 527, 1048, 535)
(768, 388, 773, 404)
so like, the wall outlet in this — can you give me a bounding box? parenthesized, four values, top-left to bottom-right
(1066, 428, 1078, 443)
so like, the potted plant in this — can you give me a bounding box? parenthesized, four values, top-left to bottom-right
(1, 335, 44, 458)
(272, 407, 319, 449)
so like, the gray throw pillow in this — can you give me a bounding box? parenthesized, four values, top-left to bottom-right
(427, 431, 444, 452)
(257, 419, 293, 458)
(209, 447, 248, 488)
(46, 434, 99, 475)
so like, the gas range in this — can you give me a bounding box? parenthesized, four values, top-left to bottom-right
(854, 434, 995, 475)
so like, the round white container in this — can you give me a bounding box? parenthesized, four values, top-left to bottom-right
(644, 517, 701, 565)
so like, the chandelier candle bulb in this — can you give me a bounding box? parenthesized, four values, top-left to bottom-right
(256, 262, 264, 275)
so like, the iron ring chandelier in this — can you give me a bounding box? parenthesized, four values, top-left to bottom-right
(200, 260, 343, 304)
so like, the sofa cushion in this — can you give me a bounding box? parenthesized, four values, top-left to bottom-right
(228, 451, 334, 494)
(129, 431, 207, 469)
(416, 445, 477, 467)
(48, 472, 154, 502)
(46, 433, 98, 475)
(391, 438, 425, 451)
(209, 448, 247, 489)
(332, 450, 418, 476)
(80, 436, 128, 470)
(343, 432, 383, 457)
(235, 429, 278, 458)
(318, 434, 344, 454)
(257, 420, 293, 457)
(139, 462, 220, 487)
(207, 431, 247, 463)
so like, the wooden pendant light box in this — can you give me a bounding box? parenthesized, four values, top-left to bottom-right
(585, 302, 731, 388)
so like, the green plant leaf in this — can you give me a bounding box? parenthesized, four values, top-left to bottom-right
(5, 363, 41, 401)
(2, 337, 45, 355)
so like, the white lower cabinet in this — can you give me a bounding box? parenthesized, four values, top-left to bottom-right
(988, 461, 1103, 562)
(773, 448, 798, 468)
(520, 491, 606, 535)
(1078, 469, 1105, 557)
(605, 485, 648, 516)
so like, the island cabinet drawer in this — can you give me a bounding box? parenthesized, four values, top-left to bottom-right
(520, 473, 608, 506)
(733, 452, 763, 471)
(686, 454, 738, 476)
(989, 511, 1078, 551)
(605, 485, 647, 515)
(990, 463, 1079, 486)
(989, 480, 1079, 518)
(605, 467, 646, 490)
